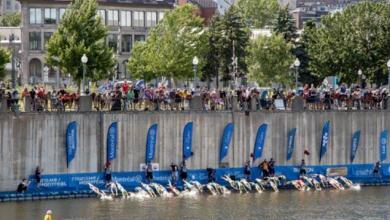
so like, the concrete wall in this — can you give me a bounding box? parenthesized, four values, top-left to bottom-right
(0, 111, 389, 191)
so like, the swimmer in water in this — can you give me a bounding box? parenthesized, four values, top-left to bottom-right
(44, 210, 52, 220)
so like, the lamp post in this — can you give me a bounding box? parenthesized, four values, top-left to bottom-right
(52, 56, 60, 89)
(294, 58, 301, 89)
(81, 54, 88, 95)
(9, 33, 16, 89)
(358, 69, 362, 87)
(43, 66, 49, 84)
(387, 59, 390, 92)
(192, 56, 199, 89)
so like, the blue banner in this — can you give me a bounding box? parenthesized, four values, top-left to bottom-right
(286, 128, 297, 161)
(182, 122, 193, 160)
(107, 122, 118, 162)
(253, 123, 268, 160)
(220, 123, 234, 162)
(380, 130, 388, 162)
(350, 130, 361, 163)
(66, 121, 77, 168)
(146, 124, 158, 163)
(319, 121, 330, 162)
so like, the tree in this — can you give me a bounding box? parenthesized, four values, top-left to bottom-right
(237, 0, 279, 28)
(46, 0, 115, 83)
(201, 18, 220, 86)
(0, 48, 10, 79)
(296, 20, 320, 85)
(0, 12, 21, 27)
(247, 33, 294, 86)
(273, 6, 297, 43)
(273, 7, 320, 86)
(202, 6, 250, 87)
(304, 2, 390, 84)
(128, 4, 207, 82)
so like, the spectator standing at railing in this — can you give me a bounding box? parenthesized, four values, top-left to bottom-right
(125, 88, 134, 111)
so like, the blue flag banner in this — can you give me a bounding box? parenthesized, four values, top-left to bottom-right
(66, 121, 77, 168)
(220, 123, 234, 162)
(146, 124, 158, 163)
(107, 122, 118, 162)
(319, 121, 330, 162)
(350, 130, 361, 163)
(253, 123, 268, 160)
(380, 130, 388, 162)
(286, 128, 297, 161)
(183, 122, 193, 160)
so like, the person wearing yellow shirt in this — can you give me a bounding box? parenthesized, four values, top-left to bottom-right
(44, 210, 52, 220)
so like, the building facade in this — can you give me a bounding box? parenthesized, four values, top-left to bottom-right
(19, 0, 174, 85)
(178, 0, 217, 24)
(1, 0, 21, 15)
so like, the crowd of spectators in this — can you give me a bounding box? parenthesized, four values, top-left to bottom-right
(0, 80, 389, 112)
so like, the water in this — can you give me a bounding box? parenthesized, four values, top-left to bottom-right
(0, 187, 389, 220)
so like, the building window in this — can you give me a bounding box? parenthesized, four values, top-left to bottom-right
(107, 10, 119, 26)
(29, 32, 41, 50)
(98, 9, 106, 25)
(133, 11, 144, 27)
(108, 34, 118, 52)
(44, 8, 57, 24)
(120, 11, 131, 27)
(121, 35, 132, 53)
(146, 12, 157, 27)
(29, 8, 42, 24)
(59, 8, 66, 20)
(6, 0, 11, 10)
(134, 35, 145, 42)
(158, 12, 165, 22)
(44, 32, 53, 50)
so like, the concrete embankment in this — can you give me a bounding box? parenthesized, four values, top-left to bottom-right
(0, 111, 389, 191)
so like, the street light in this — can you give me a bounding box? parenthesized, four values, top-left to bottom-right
(358, 69, 362, 86)
(81, 54, 88, 95)
(43, 65, 49, 84)
(192, 56, 199, 89)
(387, 59, 390, 92)
(52, 56, 60, 89)
(294, 58, 301, 89)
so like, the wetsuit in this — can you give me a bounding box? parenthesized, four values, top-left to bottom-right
(35, 168, 41, 185)
(17, 182, 27, 193)
(180, 164, 188, 180)
(373, 162, 381, 176)
(207, 168, 216, 183)
(170, 164, 178, 184)
(244, 164, 251, 180)
(104, 167, 112, 183)
(299, 161, 306, 176)
(269, 160, 275, 176)
(146, 164, 153, 182)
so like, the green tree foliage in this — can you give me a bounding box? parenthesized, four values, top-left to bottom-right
(202, 6, 250, 87)
(0, 48, 10, 79)
(0, 12, 21, 27)
(46, 0, 115, 83)
(304, 2, 390, 84)
(237, 0, 280, 28)
(247, 33, 294, 86)
(296, 20, 320, 85)
(273, 6, 297, 43)
(128, 4, 207, 81)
